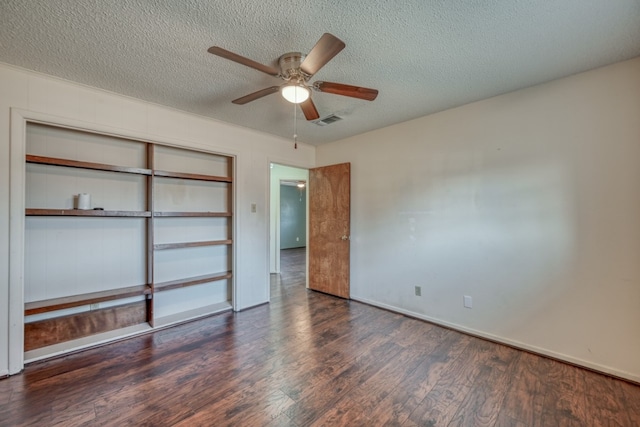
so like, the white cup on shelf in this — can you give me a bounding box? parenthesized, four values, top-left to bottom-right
(77, 193, 91, 210)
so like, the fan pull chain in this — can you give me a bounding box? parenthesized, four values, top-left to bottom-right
(293, 101, 298, 149)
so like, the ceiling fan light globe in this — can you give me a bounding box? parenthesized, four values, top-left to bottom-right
(282, 85, 310, 104)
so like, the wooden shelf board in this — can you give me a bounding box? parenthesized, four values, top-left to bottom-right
(26, 209, 151, 217)
(154, 169, 232, 183)
(154, 272, 233, 292)
(26, 154, 152, 175)
(25, 285, 152, 315)
(25, 301, 147, 351)
(154, 239, 232, 250)
(24, 323, 152, 364)
(153, 211, 232, 217)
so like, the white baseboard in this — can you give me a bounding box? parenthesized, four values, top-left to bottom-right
(351, 295, 640, 384)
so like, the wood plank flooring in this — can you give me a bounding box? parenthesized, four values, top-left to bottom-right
(1, 247, 639, 426)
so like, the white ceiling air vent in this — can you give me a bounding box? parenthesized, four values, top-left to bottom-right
(313, 114, 343, 126)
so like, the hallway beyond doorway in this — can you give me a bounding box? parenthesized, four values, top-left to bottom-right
(271, 248, 305, 298)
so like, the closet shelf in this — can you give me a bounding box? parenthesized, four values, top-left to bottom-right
(25, 285, 152, 315)
(26, 154, 152, 175)
(153, 211, 232, 217)
(26, 209, 151, 217)
(154, 169, 232, 182)
(154, 240, 232, 250)
(154, 271, 233, 292)
(24, 124, 234, 356)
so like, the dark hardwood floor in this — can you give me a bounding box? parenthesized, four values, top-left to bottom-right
(1, 246, 639, 426)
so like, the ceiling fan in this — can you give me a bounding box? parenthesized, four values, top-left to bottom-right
(207, 33, 378, 121)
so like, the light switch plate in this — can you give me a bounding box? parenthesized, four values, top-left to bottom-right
(463, 295, 472, 308)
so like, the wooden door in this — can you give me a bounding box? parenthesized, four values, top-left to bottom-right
(308, 162, 350, 298)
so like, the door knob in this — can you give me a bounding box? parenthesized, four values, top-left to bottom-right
(341, 235, 350, 240)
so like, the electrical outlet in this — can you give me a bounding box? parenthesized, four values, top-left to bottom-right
(251, 203, 257, 213)
(414, 286, 422, 296)
(463, 295, 472, 308)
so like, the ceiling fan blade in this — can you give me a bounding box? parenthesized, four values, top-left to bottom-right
(300, 33, 345, 77)
(208, 46, 280, 77)
(232, 86, 281, 105)
(315, 81, 379, 101)
(300, 98, 320, 121)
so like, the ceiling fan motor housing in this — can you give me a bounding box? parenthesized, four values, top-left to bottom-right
(279, 52, 307, 81)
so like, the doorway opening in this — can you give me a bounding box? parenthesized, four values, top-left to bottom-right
(269, 163, 309, 298)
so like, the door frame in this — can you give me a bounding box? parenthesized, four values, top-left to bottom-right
(268, 162, 310, 295)
(8, 109, 241, 375)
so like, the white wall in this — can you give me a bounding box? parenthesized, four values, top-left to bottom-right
(317, 57, 640, 382)
(0, 63, 315, 376)
(269, 164, 308, 273)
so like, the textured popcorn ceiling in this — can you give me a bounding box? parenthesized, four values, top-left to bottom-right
(1, 1, 639, 145)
